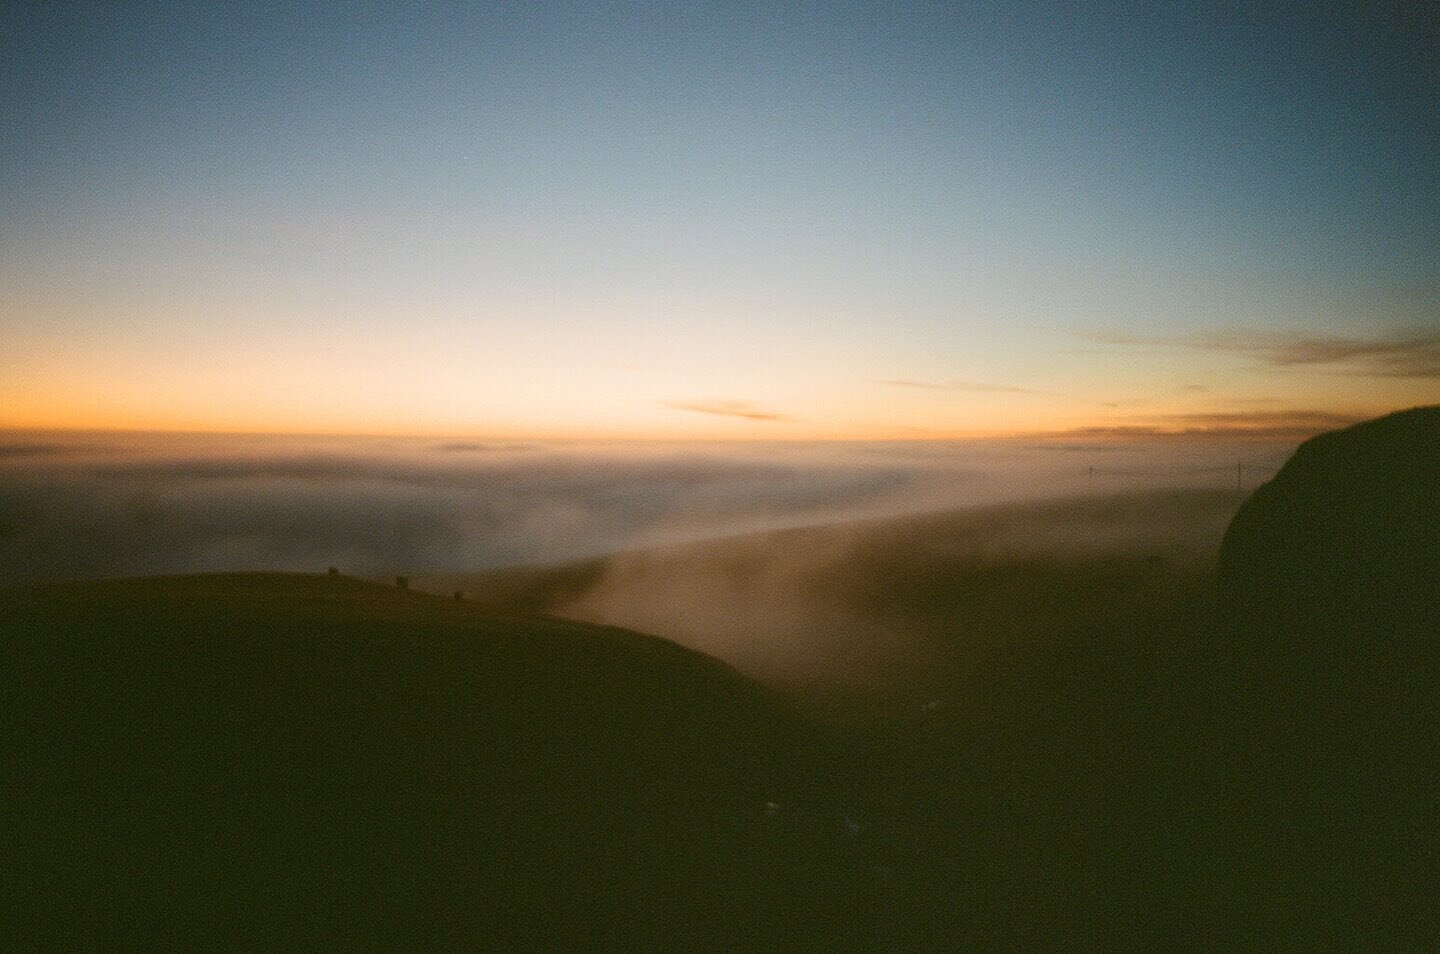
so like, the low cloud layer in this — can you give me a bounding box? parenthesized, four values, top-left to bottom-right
(0, 443, 71, 459)
(1057, 408, 1367, 439)
(0, 431, 1304, 588)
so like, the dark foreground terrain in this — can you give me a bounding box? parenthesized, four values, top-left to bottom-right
(3, 574, 868, 950)
(4, 570, 1190, 950)
(6, 407, 1439, 949)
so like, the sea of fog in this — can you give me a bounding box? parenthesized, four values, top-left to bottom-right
(0, 431, 1299, 587)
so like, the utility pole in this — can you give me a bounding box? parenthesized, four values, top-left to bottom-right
(1237, 460, 1243, 490)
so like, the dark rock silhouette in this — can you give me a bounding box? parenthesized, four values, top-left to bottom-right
(1218, 404, 1440, 632)
(1201, 405, 1440, 946)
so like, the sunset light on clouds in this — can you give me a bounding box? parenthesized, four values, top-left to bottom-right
(3, 2, 1436, 439)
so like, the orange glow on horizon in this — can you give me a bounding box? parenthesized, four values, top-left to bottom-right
(0, 400, 1401, 445)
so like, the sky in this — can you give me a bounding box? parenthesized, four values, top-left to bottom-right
(3, 1, 1437, 439)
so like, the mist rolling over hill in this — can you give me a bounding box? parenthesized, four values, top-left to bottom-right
(422, 488, 1249, 714)
(0, 429, 1291, 719)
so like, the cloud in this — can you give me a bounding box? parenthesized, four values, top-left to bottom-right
(873, 379, 1032, 393)
(1162, 410, 1366, 428)
(662, 400, 791, 422)
(0, 442, 69, 459)
(435, 441, 537, 453)
(0, 426, 1326, 588)
(1052, 408, 1368, 440)
(1089, 329, 1440, 378)
(0, 437, 934, 586)
(1030, 444, 1147, 453)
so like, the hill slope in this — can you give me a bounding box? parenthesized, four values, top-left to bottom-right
(2, 573, 860, 950)
(1219, 404, 1440, 626)
(1199, 405, 1440, 945)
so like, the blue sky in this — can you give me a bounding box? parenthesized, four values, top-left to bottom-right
(3, 1, 1436, 436)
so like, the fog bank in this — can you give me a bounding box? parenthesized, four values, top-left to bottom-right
(0, 431, 1294, 588)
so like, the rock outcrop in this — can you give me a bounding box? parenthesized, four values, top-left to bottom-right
(1217, 404, 1440, 635)
(1203, 406, 1440, 946)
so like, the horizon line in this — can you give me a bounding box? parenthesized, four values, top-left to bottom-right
(0, 417, 1396, 445)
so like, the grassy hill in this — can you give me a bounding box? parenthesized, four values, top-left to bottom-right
(2, 568, 1229, 950)
(2, 573, 867, 950)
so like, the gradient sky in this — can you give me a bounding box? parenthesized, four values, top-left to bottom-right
(3, 1, 1437, 438)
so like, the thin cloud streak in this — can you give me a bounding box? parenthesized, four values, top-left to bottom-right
(873, 379, 1032, 394)
(1050, 408, 1368, 440)
(435, 442, 538, 453)
(662, 400, 792, 422)
(1089, 329, 1440, 378)
(0, 443, 70, 459)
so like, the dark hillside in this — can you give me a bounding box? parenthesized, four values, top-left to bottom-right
(1218, 404, 1440, 628)
(2, 574, 860, 950)
(1196, 405, 1440, 946)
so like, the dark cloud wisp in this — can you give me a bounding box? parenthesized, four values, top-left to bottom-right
(662, 400, 792, 422)
(873, 379, 1032, 393)
(1090, 329, 1440, 378)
